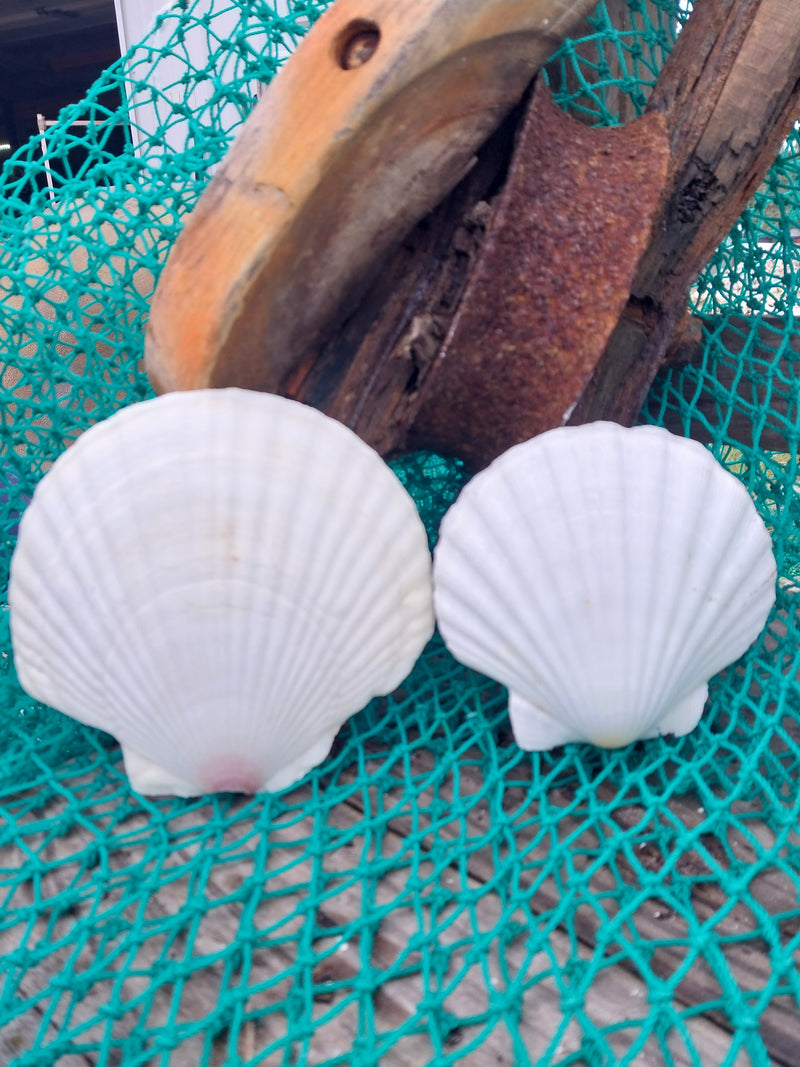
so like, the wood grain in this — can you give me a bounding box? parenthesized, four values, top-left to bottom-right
(145, 0, 800, 471)
(0, 754, 781, 1065)
(655, 313, 800, 452)
(569, 0, 800, 428)
(145, 0, 597, 396)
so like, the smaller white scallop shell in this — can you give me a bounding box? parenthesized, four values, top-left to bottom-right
(9, 389, 434, 795)
(433, 422, 776, 750)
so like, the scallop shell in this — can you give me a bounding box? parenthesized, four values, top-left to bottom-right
(9, 389, 434, 795)
(433, 422, 776, 750)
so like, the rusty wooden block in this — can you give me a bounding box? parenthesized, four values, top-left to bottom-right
(143, 0, 800, 473)
(408, 78, 669, 466)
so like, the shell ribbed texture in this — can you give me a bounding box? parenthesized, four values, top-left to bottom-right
(9, 389, 434, 794)
(433, 422, 777, 749)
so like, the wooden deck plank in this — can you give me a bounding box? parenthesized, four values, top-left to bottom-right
(0, 747, 782, 1066)
(0, 776, 563, 1065)
(335, 741, 799, 1066)
(655, 313, 800, 452)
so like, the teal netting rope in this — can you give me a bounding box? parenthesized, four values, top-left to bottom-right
(1, 2, 799, 1064)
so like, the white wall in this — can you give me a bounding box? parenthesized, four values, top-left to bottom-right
(113, 0, 167, 53)
(112, 0, 292, 157)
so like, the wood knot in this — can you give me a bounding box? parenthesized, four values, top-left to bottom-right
(337, 20, 380, 70)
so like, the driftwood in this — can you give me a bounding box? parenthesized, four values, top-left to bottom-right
(145, 0, 800, 469)
(145, 0, 598, 394)
(298, 79, 669, 465)
(569, 0, 800, 428)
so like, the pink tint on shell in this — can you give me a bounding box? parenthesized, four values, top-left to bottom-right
(199, 754, 263, 794)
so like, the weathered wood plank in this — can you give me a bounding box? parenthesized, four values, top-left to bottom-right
(0, 750, 762, 1066)
(335, 738, 800, 1067)
(145, 0, 599, 396)
(545, 0, 669, 125)
(569, 0, 800, 429)
(655, 313, 800, 452)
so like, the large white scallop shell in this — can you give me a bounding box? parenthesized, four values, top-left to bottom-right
(9, 389, 434, 795)
(433, 422, 776, 750)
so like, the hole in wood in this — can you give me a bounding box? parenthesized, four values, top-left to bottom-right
(336, 20, 380, 70)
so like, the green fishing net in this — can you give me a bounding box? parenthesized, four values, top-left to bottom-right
(1, 1, 799, 1064)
